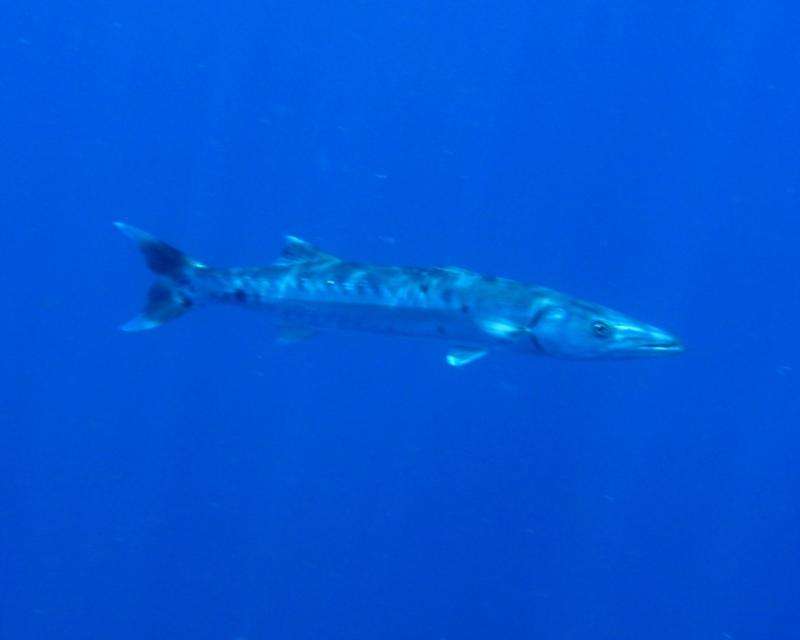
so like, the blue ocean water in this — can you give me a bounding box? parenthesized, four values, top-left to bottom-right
(2, 1, 799, 638)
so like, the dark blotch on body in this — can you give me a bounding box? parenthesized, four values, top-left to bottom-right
(367, 275, 382, 296)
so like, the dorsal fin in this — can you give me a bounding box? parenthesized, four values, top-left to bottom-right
(275, 235, 338, 266)
(438, 266, 480, 278)
(446, 346, 488, 367)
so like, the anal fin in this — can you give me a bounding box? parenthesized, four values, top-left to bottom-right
(446, 346, 488, 367)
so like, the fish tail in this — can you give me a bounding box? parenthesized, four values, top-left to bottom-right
(114, 222, 203, 331)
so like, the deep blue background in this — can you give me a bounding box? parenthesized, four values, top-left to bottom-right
(2, 2, 799, 639)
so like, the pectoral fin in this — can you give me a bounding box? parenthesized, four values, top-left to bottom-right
(480, 319, 525, 340)
(446, 346, 488, 367)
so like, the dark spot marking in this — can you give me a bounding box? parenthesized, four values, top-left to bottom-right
(419, 283, 429, 294)
(234, 289, 246, 302)
(369, 277, 382, 296)
(460, 304, 470, 314)
(437, 325, 447, 335)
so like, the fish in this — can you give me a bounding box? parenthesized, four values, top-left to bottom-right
(115, 223, 683, 365)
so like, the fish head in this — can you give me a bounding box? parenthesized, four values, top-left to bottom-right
(528, 299, 683, 359)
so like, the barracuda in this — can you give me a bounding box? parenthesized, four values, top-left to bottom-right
(115, 223, 683, 365)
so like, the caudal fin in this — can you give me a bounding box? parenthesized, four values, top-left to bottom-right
(115, 222, 203, 331)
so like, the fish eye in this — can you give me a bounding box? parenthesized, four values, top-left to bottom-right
(591, 320, 611, 338)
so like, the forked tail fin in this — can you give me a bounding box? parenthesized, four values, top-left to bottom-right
(115, 222, 203, 331)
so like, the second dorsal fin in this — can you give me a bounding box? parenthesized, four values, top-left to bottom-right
(275, 235, 339, 266)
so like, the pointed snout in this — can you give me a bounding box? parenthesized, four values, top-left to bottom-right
(630, 325, 684, 356)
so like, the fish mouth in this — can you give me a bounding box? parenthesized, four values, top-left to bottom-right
(636, 341, 684, 354)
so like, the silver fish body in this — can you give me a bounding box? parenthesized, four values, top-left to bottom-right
(116, 223, 683, 365)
